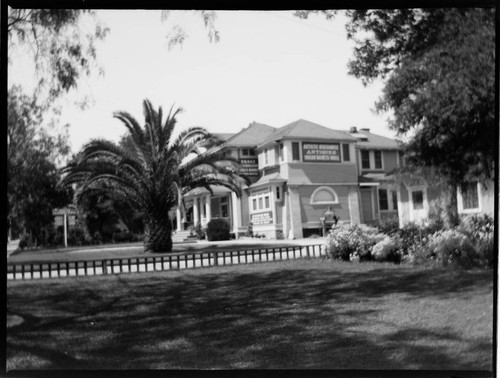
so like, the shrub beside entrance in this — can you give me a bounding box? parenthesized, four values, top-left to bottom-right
(206, 219, 230, 241)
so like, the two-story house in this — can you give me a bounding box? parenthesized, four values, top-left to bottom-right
(179, 119, 494, 239)
(249, 119, 360, 239)
(347, 126, 402, 225)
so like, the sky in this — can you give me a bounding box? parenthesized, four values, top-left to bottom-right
(9, 10, 396, 153)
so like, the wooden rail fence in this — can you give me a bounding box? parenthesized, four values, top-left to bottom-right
(7, 244, 326, 281)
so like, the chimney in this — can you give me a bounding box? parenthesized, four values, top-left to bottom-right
(349, 126, 357, 133)
(361, 128, 370, 133)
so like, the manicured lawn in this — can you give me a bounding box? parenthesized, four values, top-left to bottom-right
(9, 239, 316, 263)
(7, 258, 493, 370)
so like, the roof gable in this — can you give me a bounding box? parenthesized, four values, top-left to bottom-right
(257, 119, 357, 148)
(224, 122, 276, 147)
(348, 130, 401, 150)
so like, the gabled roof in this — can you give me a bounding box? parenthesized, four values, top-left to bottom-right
(213, 133, 235, 142)
(345, 130, 401, 150)
(257, 119, 357, 148)
(224, 122, 276, 147)
(250, 172, 286, 188)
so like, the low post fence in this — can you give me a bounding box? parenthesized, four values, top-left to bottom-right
(7, 244, 325, 281)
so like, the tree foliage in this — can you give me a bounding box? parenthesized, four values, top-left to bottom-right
(297, 9, 494, 227)
(161, 10, 220, 50)
(8, 8, 108, 104)
(61, 99, 248, 252)
(346, 8, 495, 186)
(8, 86, 73, 244)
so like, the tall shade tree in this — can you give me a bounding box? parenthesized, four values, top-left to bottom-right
(61, 99, 248, 252)
(8, 8, 109, 106)
(8, 86, 73, 244)
(297, 8, 495, 227)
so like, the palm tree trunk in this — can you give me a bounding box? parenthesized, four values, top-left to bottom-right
(144, 212, 173, 253)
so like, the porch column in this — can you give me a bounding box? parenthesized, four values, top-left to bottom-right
(231, 192, 241, 237)
(205, 195, 212, 223)
(288, 186, 303, 239)
(176, 207, 182, 231)
(348, 187, 361, 226)
(193, 197, 199, 226)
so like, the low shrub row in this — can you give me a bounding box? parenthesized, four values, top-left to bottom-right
(18, 224, 143, 250)
(325, 214, 493, 269)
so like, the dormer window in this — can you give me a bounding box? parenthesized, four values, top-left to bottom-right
(292, 142, 300, 161)
(374, 151, 382, 169)
(241, 148, 256, 157)
(361, 150, 370, 169)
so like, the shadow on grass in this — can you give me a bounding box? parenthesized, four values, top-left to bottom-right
(7, 263, 493, 370)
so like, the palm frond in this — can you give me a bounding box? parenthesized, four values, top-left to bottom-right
(113, 111, 145, 146)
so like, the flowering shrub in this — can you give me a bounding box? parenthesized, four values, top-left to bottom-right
(372, 236, 402, 263)
(325, 224, 385, 262)
(395, 223, 439, 257)
(458, 214, 493, 240)
(325, 226, 359, 261)
(423, 229, 478, 269)
(374, 217, 400, 236)
(458, 214, 494, 268)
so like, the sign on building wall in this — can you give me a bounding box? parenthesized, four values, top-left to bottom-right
(239, 158, 259, 176)
(302, 143, 340, 162)
(251, 211, 273, 225)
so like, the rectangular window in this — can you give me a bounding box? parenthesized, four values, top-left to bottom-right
(258, 198, 263, 209)
(392, 191, 398, 211)
(249, 149, 256, 156)
(242, 148, 249, 156)
(342, 144, 350, 162)
(361, 150, 370, 169)
(462, 182, 479, 210)
(252, 199, 257, 211)
(412, 190, 424, 210)
(279, 143, 284, 161)
(276, 186, 281, 200)
(292, 142, 300, 161)
(378, 189, 388, 211)
(374, 151, 382, 169)
(264, 149, 269, 166)
(264, 196, 270, 209)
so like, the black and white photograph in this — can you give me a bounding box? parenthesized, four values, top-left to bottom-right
(6, 3, 495, 373)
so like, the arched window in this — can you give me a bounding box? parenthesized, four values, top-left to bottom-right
(310, 186, 339, 205)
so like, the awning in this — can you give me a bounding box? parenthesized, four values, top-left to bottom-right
(359, 173, 395, 187)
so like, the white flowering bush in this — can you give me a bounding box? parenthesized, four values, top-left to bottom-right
(325, 224, 385, 262)
(372, 236, 402, 263)
(325, 225, 359, 261)
(422, 229, 478, 269)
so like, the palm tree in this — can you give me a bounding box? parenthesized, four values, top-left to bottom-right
(61, 99, 247, 252)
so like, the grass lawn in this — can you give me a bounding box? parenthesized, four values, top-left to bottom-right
(7, 258, 493, 370)
(8, 239, 318, 263)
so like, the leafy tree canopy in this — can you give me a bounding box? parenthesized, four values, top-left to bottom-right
(8, 8, 109, 105)
(8, 86, 73, 243)
(297, 8, 495, 187)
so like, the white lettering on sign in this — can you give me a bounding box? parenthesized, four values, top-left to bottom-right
(302, 143, 340, 162)
(239, 158, 259, 176)
(251, 211, 273, 225)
